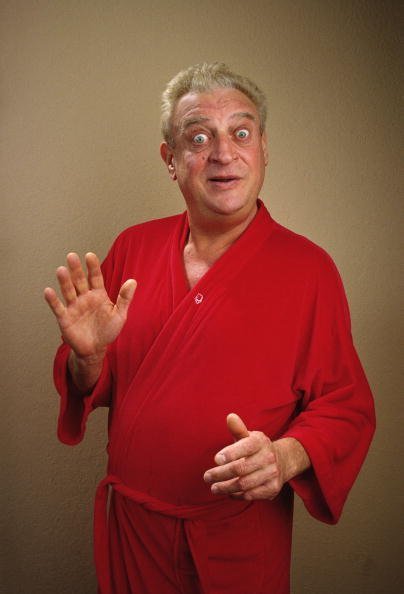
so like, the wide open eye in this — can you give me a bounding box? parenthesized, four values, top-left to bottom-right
(193, 133, 208, 144)
(236, 128, 250, 140)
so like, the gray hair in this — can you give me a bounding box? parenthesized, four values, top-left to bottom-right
(161, 62, 267, 145)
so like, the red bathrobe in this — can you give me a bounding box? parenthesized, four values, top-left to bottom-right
(54, 201, 375, 594)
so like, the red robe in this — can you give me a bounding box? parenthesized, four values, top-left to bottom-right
(54, 201, 375, 594)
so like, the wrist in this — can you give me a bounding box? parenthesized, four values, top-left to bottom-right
(72, 349, 107, 368)
(273, 437, 311, 483)
(68, 349, 106, 393)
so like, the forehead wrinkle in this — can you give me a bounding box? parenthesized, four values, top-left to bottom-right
(179, 111, 257, 136)
(179, 115, 210, 135)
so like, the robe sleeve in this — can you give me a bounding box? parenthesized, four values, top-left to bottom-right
(284, 251, 376, 524)
(53, 238, 122, 446)
(54, 342, 113, 445)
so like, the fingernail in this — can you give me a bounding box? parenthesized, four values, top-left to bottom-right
(211, 484, 219, 494)
(203, 472, 211, 482)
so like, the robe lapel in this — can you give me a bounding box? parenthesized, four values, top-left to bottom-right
(109, 202, 276, 477)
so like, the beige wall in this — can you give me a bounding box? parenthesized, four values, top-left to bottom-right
(1, 1, 402, 593)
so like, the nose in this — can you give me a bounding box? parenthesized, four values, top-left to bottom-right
(208, 135, 236, 165)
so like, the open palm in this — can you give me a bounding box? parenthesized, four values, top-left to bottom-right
(44, 252, 136, 358)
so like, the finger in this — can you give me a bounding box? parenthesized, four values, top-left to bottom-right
(66, 252, 89, 295)
(86, 252, 105, 290)
(243, 480, 282, 501)
(209, 476, 239, 495)
(229, 492, 245, 499)
(232, 488, 277, 501)
(226, 413, 249, 441)
(214, 432, 263, 466)
(56, 266, 78, 305)
(43, 287, 66, 318)
(204, 455, 261, 483)
(211, 467, 271, 496)
(116, 279, 137, 317)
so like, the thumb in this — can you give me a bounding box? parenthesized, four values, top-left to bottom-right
(116, 279, 137, 316)
(226, 413, 249, 441)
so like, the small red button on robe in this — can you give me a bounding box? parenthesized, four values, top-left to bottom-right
(54, 201, 375, 594)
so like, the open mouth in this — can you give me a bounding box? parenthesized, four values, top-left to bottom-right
(208, 176, 240, 184)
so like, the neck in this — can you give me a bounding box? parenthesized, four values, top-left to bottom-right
(186, 202, 258, 260)
(183, 202, 258, 289)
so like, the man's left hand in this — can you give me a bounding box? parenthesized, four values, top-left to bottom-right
(203, 413, 310, 501)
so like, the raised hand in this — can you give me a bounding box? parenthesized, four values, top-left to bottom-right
(203, 413, 310, 500)
(44, 252, 136, 389)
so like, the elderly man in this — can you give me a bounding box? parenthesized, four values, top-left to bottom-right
(44, 63, 375, 594)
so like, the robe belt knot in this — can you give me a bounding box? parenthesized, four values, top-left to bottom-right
(94, 474, 252, 594)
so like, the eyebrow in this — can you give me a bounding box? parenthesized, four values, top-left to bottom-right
(180, 116, 210, 133)
(230, 111, 257, 122)
(179, 111, 257, 134)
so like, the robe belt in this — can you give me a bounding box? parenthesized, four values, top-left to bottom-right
(94, 474, 251, 594)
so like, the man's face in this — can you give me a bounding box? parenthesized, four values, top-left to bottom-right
(161, 88, 268, 224)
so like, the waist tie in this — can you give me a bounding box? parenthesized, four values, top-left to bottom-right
(94, 474, 251, 594)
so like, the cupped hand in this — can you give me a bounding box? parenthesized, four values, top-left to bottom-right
(44, 252, 136, 359)
(203, 413, 292, 501)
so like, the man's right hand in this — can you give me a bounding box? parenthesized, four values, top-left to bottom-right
(44, 252, 136, 391)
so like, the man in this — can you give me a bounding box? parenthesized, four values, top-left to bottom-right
(44, 63, 375, 594)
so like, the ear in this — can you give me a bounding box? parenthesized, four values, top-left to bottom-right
(261, 131, 269, 167)
(160, 142, 177, 180)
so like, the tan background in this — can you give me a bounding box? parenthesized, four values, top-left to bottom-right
(1, 1, 402, 593)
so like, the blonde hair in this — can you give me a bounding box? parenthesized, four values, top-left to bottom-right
(161, 62, 267, 145)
